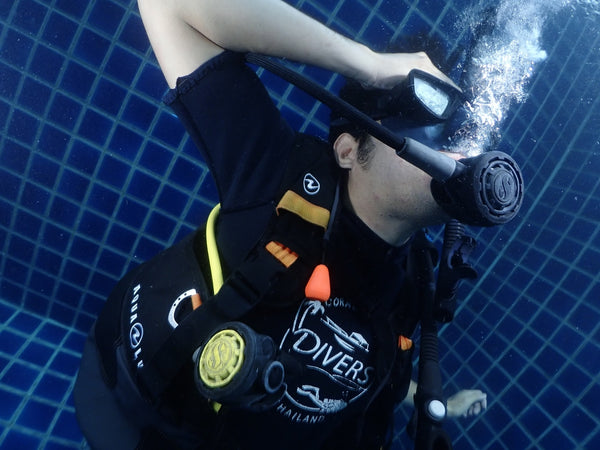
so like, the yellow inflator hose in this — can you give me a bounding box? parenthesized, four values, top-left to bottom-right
(206, 203, 224, 294)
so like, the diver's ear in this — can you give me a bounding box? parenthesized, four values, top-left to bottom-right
(333, 133, 359, 169)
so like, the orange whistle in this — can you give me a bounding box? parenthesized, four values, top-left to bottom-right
(305, 264, 331, 302)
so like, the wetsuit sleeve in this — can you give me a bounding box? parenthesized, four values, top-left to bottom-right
(164, 51, 296, 212)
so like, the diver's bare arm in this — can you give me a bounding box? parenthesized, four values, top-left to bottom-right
(138, 0, 451, 89)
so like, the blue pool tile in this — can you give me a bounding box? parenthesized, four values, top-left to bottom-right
(19, 77, 52, 115)
(63, 331, 86, 354)
(136, 63, 167, 98)
(539, 385, 572, 419)
(2, 428, 41, 450)
(0, 389, 22, 421)
(1, 139, 30, 174)
(127, 170, 161, 203)
(52, 408, 83, 441)
(1, 361, 39, 391)
(24, 292, 53, 316)
(67, 140, 101, 176)
(30, 153, 60, 188)
(170, 158, 201, 190)
(17, 398, 58, 432)
(536, 345, 566, 378)
(30, 44, 64, 84)
(106, 223, 138, 253)
(70, 236, 99, 266)
(29, 270, 56, 298)
(14, 0, 48, 34)
(60, 261, 91, 290)
(74, 313, 95, 335)
(49, 196, 79, 228)
(8, 108, 39, 146)
(575, 341, 600, 377)
(42, 223, 70, 253)
(553, 324, 584, 356)
(98, 155, 130, 189)
(568, 303, 599, 335)
(78, 210, 108, 241)
(89, 0, 125, 35)
(0, 170, 22, 204)
(2, 29, 34, 68)
(10, 310, 43, 333)
(61, 61, 97, 100)
(45, 440, 81, 450)
(105, 45, 142, 84)
(140, 141, 172, 175)
(557, 364, 589, 398)
(78, 291, 105, 318)
(48, 93, 83, 130)
(561, 405, 597, 443)
(49, 351, 80, 377)
(157, 185, 187, 217)
(152, 111, 185, 147)
(4, 257, 29, 288)
(122, 94, 157, 130)
(116, 197, 148, 228)
(0, 0, 13, 18)
(43, 11, 79, 51)
(78, 109, 113, 146)
(133, 236, 164, 262)
(108, 125, 144, 162)
(57, 169, 91, 202)
(55, 0, 87, 19)
(0, 329, 26, 355)
(93, 79, 128, 116)
(539, 426, 576, 450)
(88, 184, 119, 215)
(0, 300, 16, 323)
(9, 235, 35, 266)
(145, 211, 176, 241)
(38, 124, 70, 160)
(49, 302, 76, 329)
(118, 13, 149, 54)
(74, 28, 111, 68)
(38, 322, 69, 346)
(580, 383, 600, 421)
(0, 62, 21, 101)
(97, 249, 128, 277)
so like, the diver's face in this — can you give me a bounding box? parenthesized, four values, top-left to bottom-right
(359, 136, 451, 225)
(334, 132, 456, 243)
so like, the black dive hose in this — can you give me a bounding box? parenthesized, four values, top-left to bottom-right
(245, 53, 524, 227)
(410, 232, 453, 450)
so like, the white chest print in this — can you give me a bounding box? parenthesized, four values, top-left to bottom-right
(277, 300, 375, 422)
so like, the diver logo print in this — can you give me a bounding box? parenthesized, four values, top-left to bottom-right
(276, 300, 374, 424)
(130, 323, 144, 348)
(303, 173, 320, 195)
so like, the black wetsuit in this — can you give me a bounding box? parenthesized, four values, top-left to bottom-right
(74, 52, 418, 450)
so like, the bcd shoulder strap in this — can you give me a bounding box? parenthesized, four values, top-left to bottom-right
(139, 134, 340, 403)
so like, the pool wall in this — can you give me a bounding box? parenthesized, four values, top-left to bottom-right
(1, 0, 599, 448)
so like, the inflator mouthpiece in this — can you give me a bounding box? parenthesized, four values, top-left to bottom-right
(431, 151, 523, 226)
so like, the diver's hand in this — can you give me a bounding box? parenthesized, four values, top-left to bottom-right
(446, 389, 488, 418)
(366, 51, 460, 91)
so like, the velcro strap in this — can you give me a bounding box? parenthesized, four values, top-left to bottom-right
(277, 190, 330, 230)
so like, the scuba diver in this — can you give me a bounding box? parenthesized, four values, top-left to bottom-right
(72, 0, 515, 448)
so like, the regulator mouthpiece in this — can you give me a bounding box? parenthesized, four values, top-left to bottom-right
(431, 151, 524, 227)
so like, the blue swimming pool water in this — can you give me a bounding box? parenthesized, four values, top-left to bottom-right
(1, 0, 599, 448)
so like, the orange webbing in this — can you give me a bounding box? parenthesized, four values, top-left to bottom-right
(265, 241, 299, 268)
